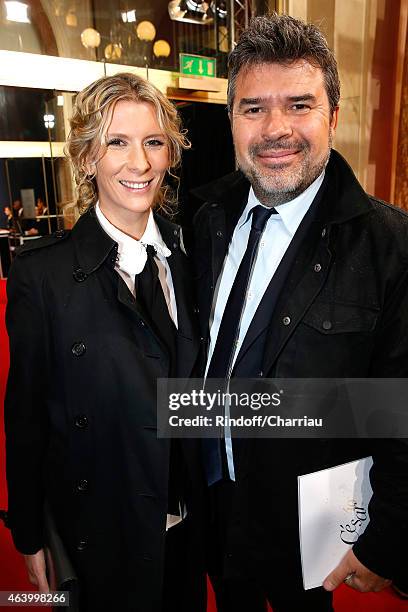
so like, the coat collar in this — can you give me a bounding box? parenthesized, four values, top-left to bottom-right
(71, 206, 115, 275)
(192, 149, 372, 227)
(71, 206, 180, 275)
(70, 206, 199, 377)
(193, 149, 374, 375)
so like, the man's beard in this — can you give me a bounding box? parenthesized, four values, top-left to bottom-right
(237, 133, 332, 207)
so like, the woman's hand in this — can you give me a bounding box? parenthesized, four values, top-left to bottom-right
(24, 549, 50, 593)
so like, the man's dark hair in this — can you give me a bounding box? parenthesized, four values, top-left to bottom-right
(227, 13, 340, 116)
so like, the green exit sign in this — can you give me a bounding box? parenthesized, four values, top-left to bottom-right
(179, 53, 216, 78)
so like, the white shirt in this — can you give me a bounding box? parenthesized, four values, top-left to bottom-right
(95, 203, 183, 528)
(95, 203, 178, 328)
(205, 171, 325, 479)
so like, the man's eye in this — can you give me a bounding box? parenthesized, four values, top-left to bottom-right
(290, 104, 311, 112)
(244, 107, 263, 114)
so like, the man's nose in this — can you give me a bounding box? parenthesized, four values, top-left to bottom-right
(261, 109, 293, 141)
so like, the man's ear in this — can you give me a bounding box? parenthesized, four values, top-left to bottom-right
(330, 106, 339, 132)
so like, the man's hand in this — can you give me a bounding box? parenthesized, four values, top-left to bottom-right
(323, 549, 392, 593)
(24, 549, 50, 593)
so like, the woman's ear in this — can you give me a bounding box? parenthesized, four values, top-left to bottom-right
(85, 160, 96, 176)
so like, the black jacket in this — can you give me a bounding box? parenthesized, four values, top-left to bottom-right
(5, 208, 204, 611)
(192, 149, 408, 582)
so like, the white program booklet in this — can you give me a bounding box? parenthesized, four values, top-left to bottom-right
(298, 457, 373, 590)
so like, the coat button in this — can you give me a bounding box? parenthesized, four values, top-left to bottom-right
(282, 316, 291, 326)
(210, 203, 218, 208)
(55, 229, 65, 238)
(73, 268, 87, 282)
(321, 228, 327, 238)
(216, 230, 223, 238)
(76, 479, 89, 492)
(71, 341, 86, 357)
(314, 263, 322, 272)
(258, 371, 263, 377)
(172, 242, 178, 249)
(173, 229, 178, 236)
(75, 415, 88, 429)
(322, 320, 332, 330)
(77, 539, 88, 551)
(139, 320, 146, 327)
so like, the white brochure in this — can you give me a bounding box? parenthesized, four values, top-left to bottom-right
(298, 457, 373, 590)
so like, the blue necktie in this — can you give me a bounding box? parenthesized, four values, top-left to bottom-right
(203, 205, 274, 485)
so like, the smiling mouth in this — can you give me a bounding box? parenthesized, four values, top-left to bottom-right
(257, 150, 299, 159)
(119, 179, 153, 190)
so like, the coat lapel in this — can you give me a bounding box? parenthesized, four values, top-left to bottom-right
(71, 207, 200, 376)
(261, 218, 333, 374)
(201, 173, 250, 326)
(155, 214, 200, 378)
(193, 150, 374, 378)
(116, 273, 153, 323)
(209, 206, 228, 288)
(234, 170, 331, 371)
(261, 150, 372, 374)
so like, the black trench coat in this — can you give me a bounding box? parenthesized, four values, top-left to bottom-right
(192, 149, 408, 585)
(5, 208, 204, 611)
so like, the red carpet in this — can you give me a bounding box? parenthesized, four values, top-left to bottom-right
(0, 279, 406, 611)
(1, 279, 41, 611)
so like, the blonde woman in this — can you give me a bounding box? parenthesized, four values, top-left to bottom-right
(5, 73, 205, 612)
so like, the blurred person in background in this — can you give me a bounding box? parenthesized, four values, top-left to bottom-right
(0, 205, 12, 230)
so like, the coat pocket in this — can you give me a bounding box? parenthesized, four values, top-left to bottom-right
(302, 301, 380, 334)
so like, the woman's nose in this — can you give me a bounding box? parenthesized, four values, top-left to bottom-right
(126, 145, 151, 174)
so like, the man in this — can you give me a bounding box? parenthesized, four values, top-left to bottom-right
(192, 13, 408, 612)
(12, 199, 23, 217)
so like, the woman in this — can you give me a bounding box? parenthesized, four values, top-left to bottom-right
(5, 73, 205, 611)
(1, 205, 12, 229)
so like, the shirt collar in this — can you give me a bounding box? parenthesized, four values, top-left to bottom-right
(95, 203, 171, 276)
(139, 209, 172, 258)
(239, 170, 325, 237)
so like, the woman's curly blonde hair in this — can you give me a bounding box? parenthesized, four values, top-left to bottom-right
(66, 72, 190, 214)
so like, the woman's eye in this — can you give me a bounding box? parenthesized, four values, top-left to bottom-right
(145, 139, 165, 147)
(107, 138, 125, 146)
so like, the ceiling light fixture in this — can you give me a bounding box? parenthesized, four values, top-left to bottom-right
(5, 1, 30, 24)
(44, 114, 55, 129)
(80, 28, 101, 49)
(136, 21, 156, 42)
(210, 0, 227, 20)
(66, 9, 78, 27)
(121, 9, 136, 23)
(104, 43, 122, 60)
(153, 40, 171, 59)
(168, 0, 212, 25)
